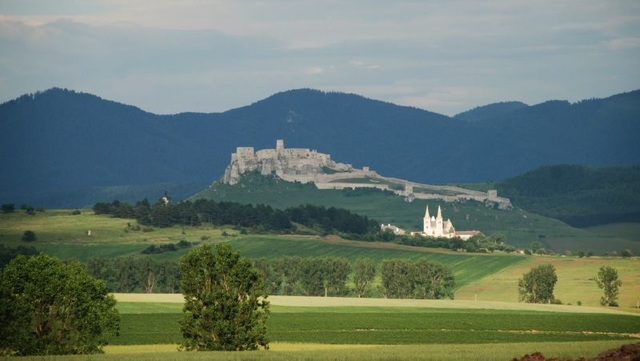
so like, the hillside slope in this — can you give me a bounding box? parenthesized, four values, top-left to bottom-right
(497, 165, 640, 227)
(194, 174, 640, 254)
(1, 88, 639, 207)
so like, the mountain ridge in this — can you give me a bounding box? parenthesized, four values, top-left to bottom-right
(1, 87, 638, 207)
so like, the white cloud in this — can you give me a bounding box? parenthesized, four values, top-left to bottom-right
(0, 0, 638, 115)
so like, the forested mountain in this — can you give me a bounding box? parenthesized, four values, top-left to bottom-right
(454, 101, 529, 122)
(1, 88, 639, 207)
(497, 165, 640, 227)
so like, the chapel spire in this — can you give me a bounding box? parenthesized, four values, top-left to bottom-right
(437, 205, 443, 220)
(425, 205, 430, 219)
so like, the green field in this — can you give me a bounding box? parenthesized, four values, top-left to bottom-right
(13, 298, 634, 361)
(193, 176, 640, 254)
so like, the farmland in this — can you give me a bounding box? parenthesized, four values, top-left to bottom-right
(1, 209, 640, 360)
(7, 296, 638, 361)
(1, 210, 639, 310)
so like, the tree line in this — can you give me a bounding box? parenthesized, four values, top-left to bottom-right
(232, 256, 454, 299)
(83, 254, 455, 299)
(93, 199, 379, 237)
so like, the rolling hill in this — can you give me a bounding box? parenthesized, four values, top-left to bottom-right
(1, 88, 639, 207)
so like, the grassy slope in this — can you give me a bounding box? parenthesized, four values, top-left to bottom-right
(194, 177, 640, 254)
(456, 256, 640, 311)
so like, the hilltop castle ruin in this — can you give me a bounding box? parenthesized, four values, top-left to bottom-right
(222, 140, 512, 209)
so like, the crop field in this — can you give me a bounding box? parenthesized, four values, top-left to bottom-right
(11, 297, 633, 361)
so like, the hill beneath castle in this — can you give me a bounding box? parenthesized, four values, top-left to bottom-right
(1, 88, 639, 207)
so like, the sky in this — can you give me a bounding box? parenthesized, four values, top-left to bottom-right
(0, 0, 639, 116)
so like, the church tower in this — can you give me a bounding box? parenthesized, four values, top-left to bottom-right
(423, 206, 431, 234)
(435, 205, 443, 237)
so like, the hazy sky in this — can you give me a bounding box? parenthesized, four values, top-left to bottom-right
(1, 0, 639, 115)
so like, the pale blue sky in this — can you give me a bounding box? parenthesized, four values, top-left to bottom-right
(0, 0, 638, 115)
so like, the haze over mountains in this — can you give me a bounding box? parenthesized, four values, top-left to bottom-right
(1, 88, 639, 208)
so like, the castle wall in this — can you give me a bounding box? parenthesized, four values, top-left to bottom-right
(315, 182, 390, 191)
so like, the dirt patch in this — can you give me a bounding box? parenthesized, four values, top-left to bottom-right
(511, 342, 640, 361)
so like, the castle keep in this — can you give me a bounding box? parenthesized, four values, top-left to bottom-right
(223, 140, 372, 185)
(222, 140, 511, 210)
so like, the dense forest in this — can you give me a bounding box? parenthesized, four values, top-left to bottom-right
(497, 165, 640, 227)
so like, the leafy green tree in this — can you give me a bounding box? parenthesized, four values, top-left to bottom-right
(299, 258, 326, 296)
(323, 257, 350, 296)
(21, 230, 36, 242)
(596, 266, 622, 307)
(518, 264, 558, 303)
(179, 244, 269, 351)
(0, 254, 119, 355)
(413, 260, 455, 299)
(253, 258, 283, 295)
(381, 259, 413, 298)
(354, 258, 376, 298)
(273, 256, 303, 295)
(621, 249, 633, 258)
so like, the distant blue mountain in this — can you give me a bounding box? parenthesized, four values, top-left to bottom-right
(1, 88, 638, 207)
(454, 101, 529, 122)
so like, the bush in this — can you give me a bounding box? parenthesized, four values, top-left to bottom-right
(21, 230, 36, 242)
(70, 210, 81, 215)
(1, 204, 15, 213)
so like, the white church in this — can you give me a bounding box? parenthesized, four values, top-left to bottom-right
(381, 205, 480, 240)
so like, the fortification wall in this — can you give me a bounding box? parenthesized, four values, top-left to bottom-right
(315, 182, 391, 191)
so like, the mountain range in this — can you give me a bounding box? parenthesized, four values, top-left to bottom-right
(1, 88, 638, 207)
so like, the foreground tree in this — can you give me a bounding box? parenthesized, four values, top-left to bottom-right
(518, 264, 558, 303)
(596, 266, 622, 307)
(179, 244, 269, 351)
(0, 254, 119, 355)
